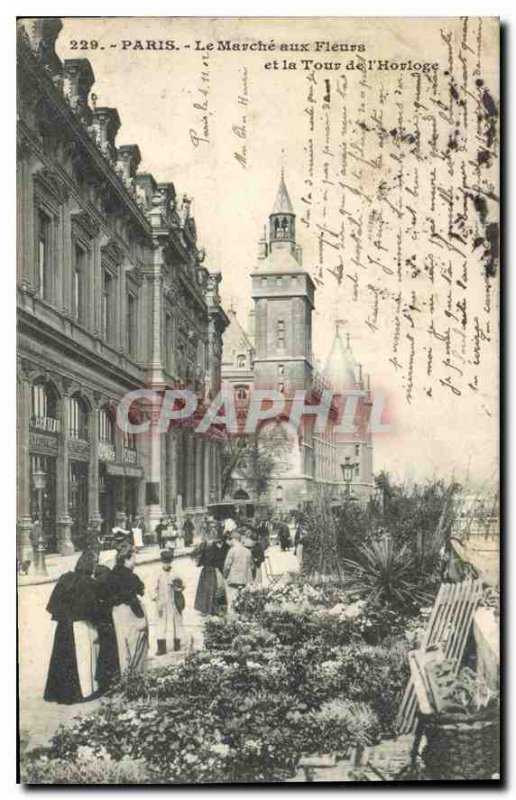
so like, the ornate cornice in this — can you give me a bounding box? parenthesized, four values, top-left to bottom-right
(101, 237, 125, 267)
(33, 166, 70, 204)
(71, 209, 100, 240)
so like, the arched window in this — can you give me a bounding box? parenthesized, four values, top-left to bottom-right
(31, 380, 59, 432)
(276, 485, 284, 504)
(99, 407, 115, 443)
(235, 385, 248, 402)
(68, 394, 88, 440)
(236, 353, 246, 369)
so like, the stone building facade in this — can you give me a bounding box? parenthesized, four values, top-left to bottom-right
(221, 176, 374, 510)
(17, 19, 228, 559)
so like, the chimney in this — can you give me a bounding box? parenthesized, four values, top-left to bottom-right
(116, 145, 142, 188)
(19, 19, 63, 83)
(63, 59, 95, 125)
(148, 182, 175, 228)
(157, 183, 176, 221)
(90, 107, 121, 163)
(134, 173, 157, 210)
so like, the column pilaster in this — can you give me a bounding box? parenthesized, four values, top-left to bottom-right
(88, 399, 102, 543)
(195, 437, 203, 509)
(203, 438, 211, 506)
(16, 371, 33, 563)
(146, 399, 164, 533)
(56, 386, 74, 555)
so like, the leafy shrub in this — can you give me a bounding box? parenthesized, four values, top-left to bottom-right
(350, 601, 424, 646)
(342, 536, 435, 610)
(306, 699, 381, 755)
(233, 578, 353, 616)
(331, 641, 410, 734)
(43, 639, 398, 783)
(204, 615, 279, 652)
(22, 750, 150, 784)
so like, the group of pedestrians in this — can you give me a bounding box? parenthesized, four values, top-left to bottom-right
(154, 516, 195, 550)
(194, 521, 267, 615)
(43, 543, 186, 706)
(43, 513, 293, 706)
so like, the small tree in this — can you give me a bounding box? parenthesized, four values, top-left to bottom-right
(220, 433, 286, 501)
(302, 486, 343, 580)
(220, 437, 247, 498)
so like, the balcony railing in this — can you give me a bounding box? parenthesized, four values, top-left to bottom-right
(123, 447, 137, 464)
(30, 416, 60, 433)
(99, 442, 116, 461)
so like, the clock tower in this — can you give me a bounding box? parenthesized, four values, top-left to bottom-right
(251, 174, 315, 396)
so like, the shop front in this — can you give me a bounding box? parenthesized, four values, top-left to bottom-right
(99, 458, 144, 539)
(69, 460, 89, 551)
(29, 453, 57, 553)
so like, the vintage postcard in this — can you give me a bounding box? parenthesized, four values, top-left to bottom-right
(17, 15, 500, 784)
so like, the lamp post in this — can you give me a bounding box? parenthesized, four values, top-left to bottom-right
(341, 457, 355, 501)
(32, 466, 48, 576)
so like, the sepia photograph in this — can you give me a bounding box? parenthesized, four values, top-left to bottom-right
(15, 12, 500, 784)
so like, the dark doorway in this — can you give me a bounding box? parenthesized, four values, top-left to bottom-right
(30, 455, 57, 553)
(99, 466, 116, 540)
(125, 478, 138, 523)
(69, 460, 89, 550)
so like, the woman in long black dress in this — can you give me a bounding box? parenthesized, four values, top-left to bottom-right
(102, 543, 148, 675)
(194, 532, 228, 615)
(44, 551, 100, 705)
(93, 563, 120, 691)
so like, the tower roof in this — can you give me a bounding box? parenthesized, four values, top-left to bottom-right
(271, 175, 294, 215)
(324, 327, 358, 391)
(221, 308, 254, 368)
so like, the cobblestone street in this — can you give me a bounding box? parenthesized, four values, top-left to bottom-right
(19, 546, 299, 751)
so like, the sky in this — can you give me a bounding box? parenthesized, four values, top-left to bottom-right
(54, 17, 499, 488)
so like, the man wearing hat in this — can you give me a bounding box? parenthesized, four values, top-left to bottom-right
(223, 530, 254, 611)
(151, 550, 185, 655)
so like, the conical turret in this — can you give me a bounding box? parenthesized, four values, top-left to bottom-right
(324, 326, 361, 391)
(269, 173, 295, 245)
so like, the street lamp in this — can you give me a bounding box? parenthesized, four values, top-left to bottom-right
(32, 466, 48, 576)
(341, 457, 355, 500)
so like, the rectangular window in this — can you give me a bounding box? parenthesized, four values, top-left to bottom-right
(102, 270, 114, 343)
(73, 244, 85, 324)
(37, 209, 51, 300)
(127, 291, 137, 357)
(277, 319, 285, 348)
(278, 364, 285, 376)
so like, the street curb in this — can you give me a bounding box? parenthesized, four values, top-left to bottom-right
(17, 547, 197, 589)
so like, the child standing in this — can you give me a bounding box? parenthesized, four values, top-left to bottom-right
(152, 550, 185, 655)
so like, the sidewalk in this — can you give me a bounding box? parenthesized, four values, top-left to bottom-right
(18, 544, 197, 588)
